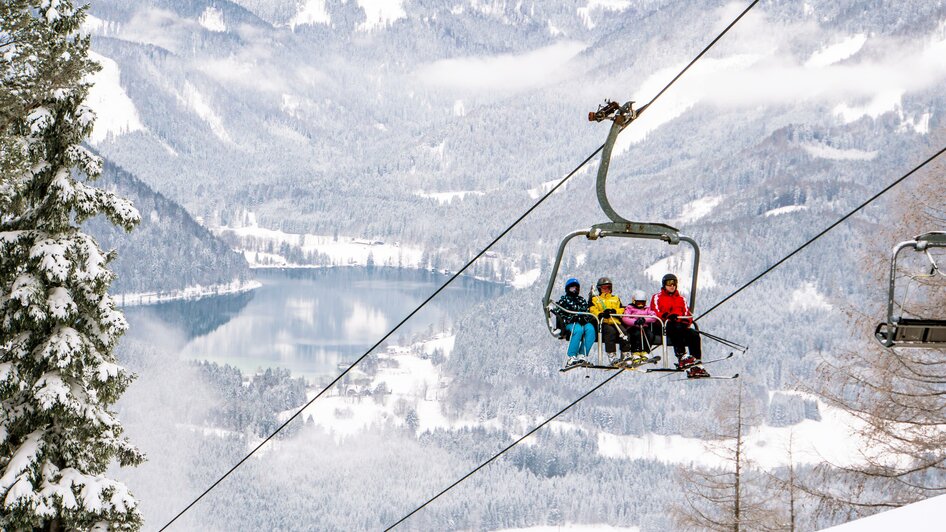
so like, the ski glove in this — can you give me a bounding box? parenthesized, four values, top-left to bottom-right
(601, 309, 615, 317)
(634, 317, 646, 326)
(668, 313, 679, 322)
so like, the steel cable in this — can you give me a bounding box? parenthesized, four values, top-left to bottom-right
(693, 144, 946, 322)
(161, 1, 762, 529)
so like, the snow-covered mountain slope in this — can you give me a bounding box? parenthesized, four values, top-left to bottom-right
(86, 51, 146, 144)
(84, 161, 252, 295)
(81, 0, 946, 278)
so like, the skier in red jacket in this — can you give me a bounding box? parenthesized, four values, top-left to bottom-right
(650, 273, 709, 378)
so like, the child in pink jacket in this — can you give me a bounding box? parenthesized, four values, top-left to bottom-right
(622, 290, 658, 361)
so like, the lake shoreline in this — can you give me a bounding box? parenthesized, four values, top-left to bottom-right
(116, 278, 263, 307)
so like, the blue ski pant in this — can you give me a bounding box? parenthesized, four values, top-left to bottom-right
(566, 323, 596, 357)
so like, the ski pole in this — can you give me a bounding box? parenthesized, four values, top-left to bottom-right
(696, 329, 748, 352)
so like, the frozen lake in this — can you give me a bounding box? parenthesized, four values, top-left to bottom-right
(123, 267, 505, 382)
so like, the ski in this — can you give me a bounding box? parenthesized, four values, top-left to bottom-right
(673, 373, 739, 381)
(560, 360, 599, 372)
(559, 360, 620, 372)
(559, 362, 583, 373)
(644, 352, 734, 373)
(560, 355, 661, 373)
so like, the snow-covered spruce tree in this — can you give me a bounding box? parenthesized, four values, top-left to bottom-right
(1, 1, 143, 530)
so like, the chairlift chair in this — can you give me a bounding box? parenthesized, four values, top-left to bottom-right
(875, 231, 946, 348)
(541, 102, 702, 369)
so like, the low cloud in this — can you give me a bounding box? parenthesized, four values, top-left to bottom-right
(611, 3, 946, 152)
(416, 41, 588, 93)
(121, 8, 197, 53)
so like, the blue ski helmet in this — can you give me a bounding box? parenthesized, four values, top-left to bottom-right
(565, 278, 580, 290)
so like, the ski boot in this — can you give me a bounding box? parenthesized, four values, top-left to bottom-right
(608, 352, 622, 367)
(623, 352, 649, 368)
(686, 365, 711, 379)
(566, 357, 585, 368)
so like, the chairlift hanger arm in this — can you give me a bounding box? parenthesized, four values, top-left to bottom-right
(589, 101, 701, 309)
(589, 101, 638, 224)
(887, 232, 946, 326)
(918, 232, 946, 276)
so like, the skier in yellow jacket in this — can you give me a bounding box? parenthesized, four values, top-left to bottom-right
(589, 276, 631, 366)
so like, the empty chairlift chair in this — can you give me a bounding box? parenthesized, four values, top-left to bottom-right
(875, 231, 946, 348)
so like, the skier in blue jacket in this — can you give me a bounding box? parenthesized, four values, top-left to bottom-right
(552, 278, 596, 367)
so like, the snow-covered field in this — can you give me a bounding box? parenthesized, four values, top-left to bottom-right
(214, 217, 540, 287)
(287, 332, 502, 439)
(788, 282, 833, 311)
(287, 331, 867, 475)
(598, 392, 867, 470)
(765, 205, 809, 217)
(676, 195, 724, 225)
(511, 267, 541, 289)
(414, 189, 485, 204)
(645, 252, 717, 291)
(268, 233, 415, 268)
(217, 220, 424, 269)
(527, 177, 570, 199)
(801, 143, 877, 161)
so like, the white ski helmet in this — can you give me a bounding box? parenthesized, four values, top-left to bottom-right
(632, 290, 646, 302)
